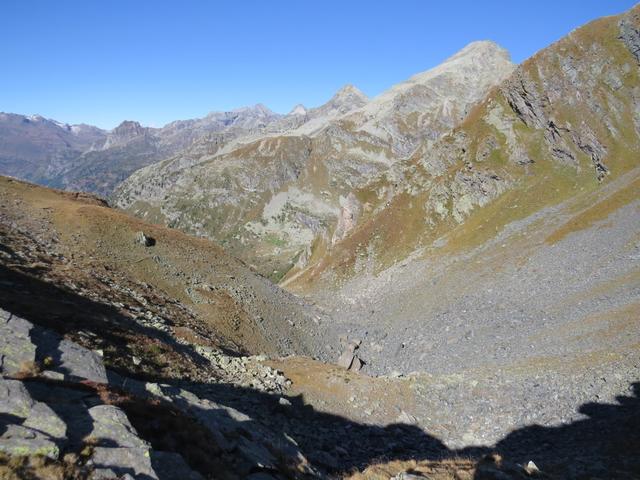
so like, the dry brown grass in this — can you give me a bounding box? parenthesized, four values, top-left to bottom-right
(13, 360, 42, 380)
(0, 452, 87, 480)
(346, 457, 477, 480)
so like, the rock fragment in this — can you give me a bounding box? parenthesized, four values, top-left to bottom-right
(135, 231, 155, 247)
(337, 339, 364, 371)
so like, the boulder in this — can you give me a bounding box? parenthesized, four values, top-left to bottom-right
(0, 378, 35, 418)
(30, 328, 108, 383)
(135, 231, 155, 247)
(0, 378, 68, 458)
(336, 339, 363, 371)
(0, 309, 37, 375)
(350, 356, 363, 372)
(0, 424, 60, 459)
(88, 404, 148, 448)
(90, 447, 157, 480)
(524, 460, 541, 475)
(150, 451, 205, 480)
(22, 401, 67, 440)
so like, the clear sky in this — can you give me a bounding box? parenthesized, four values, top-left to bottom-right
(1, 0, 637, 129)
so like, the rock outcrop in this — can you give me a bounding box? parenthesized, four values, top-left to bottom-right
(0, 308, 314, 479)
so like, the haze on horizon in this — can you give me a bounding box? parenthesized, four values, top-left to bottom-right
(0, 0, 636, 129)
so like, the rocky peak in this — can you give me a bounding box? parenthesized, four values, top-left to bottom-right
(252, 103, 275, 116)
(112, 120, 146, 137)
(27, 114, 47, 122)
(231, 103, 275, 118)
(400, 40, 514, 90)
(311, 84, 368, 118)
(447, 40, 511, 63)
(329, 84, 368, 108)
(102, 120, 148, 149)
(289, 104, 308, 116)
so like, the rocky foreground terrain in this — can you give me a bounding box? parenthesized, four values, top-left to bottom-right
(1, 3, 640, 480)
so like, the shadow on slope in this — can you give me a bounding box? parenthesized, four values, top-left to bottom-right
(0, 262, 238, 383)
(486, 382, 640, 479)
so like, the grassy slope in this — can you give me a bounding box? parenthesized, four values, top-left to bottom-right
(0, 176, 317, 360)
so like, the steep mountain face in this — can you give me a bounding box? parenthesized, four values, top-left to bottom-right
(114, 42, 514, 280)
(0, 105, 283, 197)
(288, 5, 640, 293)
(344, 41, 515, 157)
(277, 4, 640, 391)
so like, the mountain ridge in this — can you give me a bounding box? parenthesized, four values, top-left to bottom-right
(113, 40, 515, 279)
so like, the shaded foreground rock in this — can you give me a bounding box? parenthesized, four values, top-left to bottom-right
(0, 308, 314, 479)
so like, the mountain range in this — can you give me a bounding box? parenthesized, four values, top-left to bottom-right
(0, 104, 281, 196)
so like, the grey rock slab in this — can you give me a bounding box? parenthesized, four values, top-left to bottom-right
(0, 424, 60, 459)
(150, 451, 205, 480)
(22, 401, 66, 440)
(0, 378, 67, 453)
(236, 436, 278, 471)
(55, 338, 108, 383)
(88, 404, 148, 448)
(0, 377, 35, 418)
(29, 326, 108, 383)
(90, 447, 158, 480)
(0, 309, 36, 375)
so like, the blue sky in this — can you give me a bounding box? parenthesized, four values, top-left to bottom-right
(1, 0, 637, 129)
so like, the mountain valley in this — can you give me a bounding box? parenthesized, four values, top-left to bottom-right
(1, 4, 640, 480)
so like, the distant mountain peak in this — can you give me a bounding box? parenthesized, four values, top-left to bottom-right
(318, 84, 368, 115)
(231, 103, 275, 116)
(102, 120, 148, 149)
(448, 40, 511, 62)
(113, 120, 144, 132)
(253, 103, 274, 115)
(333, 84, 367, 102)
(289, 104, 307, 116)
